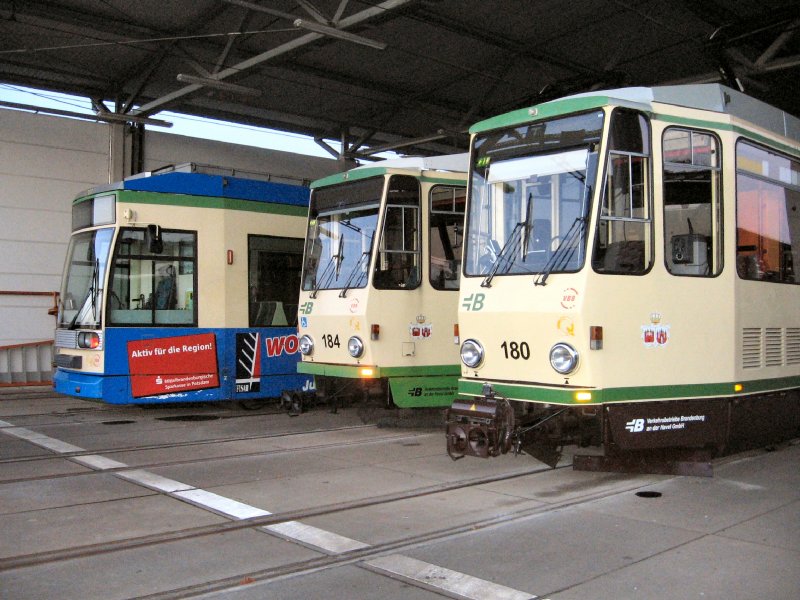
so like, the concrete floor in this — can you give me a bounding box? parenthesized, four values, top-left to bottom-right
(1, 388, 798, 599)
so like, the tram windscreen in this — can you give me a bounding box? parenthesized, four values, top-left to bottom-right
(59, 228, 114, 329)
(465, 111, 603, 277)
(302, 178, 382, 292)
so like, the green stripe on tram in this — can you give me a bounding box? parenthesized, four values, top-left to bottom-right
(458, 375, 800, 405)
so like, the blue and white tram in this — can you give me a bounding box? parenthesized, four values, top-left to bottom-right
(53, 164, 314, 405)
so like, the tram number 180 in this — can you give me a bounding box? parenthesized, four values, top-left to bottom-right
(500, 341, 530, 360)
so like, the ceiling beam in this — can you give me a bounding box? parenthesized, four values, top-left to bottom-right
(132, 0, 415, 117)
(0, 99, 172, 127)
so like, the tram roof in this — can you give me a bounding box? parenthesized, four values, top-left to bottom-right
(310, 153, 469, 188)
(470, 84, 800, 143)
(76, 163, 310, 206)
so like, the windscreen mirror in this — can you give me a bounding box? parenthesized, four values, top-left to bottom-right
(146, 224, 163, 254)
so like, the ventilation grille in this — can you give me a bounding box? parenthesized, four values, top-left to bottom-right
(742, 327, 800, 369)
(765, 328, 783, 367)
(787, 328, 800, 365)
(742, 328, 762, 369)
(55, 329, 78, 349)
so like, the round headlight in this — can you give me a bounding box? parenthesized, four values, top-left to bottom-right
(460, 339, 484, 368)
(550, 343, 579, 374)
(299, 334, 314, 356)
(347, 336, 364, 358)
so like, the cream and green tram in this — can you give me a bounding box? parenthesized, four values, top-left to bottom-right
(446, 85, 800, 474)
(296, 155, 467, 409)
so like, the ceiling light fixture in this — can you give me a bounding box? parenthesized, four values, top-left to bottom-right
(176, 74, 262, 97)
(293, 18, 387, 50)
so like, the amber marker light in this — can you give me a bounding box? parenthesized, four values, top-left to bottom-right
(589, 326, 603, 350)
(574, 391, 592, 403)
(734, 383, 744, 392)
(359, 367, 375, 377)
(371, 324, 380, 340)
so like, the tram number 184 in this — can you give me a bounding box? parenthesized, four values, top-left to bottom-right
(500, 340, 530, 360)
(323, 334, 341, 348)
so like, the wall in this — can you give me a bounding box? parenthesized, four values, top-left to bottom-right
(0, 108, 339, 346)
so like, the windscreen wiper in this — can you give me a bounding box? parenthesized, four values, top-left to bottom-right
(68, 258, 99, 330)
(339, 250, 372, 298)
(481, 221, 525, 288)
(533, 217, 586, 287)
(334, 235, 344, 278)
(339, 232, 374, 298)
(310, 254, 337, 299)
(310, 235, 347, 298)
(521, 192, 534, 258)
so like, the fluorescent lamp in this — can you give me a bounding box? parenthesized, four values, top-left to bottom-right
(293, 18, 386, 50)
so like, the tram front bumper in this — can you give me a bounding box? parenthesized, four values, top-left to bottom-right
(53, 369, 105, 399)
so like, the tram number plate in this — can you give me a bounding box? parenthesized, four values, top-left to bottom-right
(500, 341, 530, 360)
(323, 334, 341, 348)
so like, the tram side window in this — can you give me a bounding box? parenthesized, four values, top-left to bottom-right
(107, 228, 196, 325)
(248, 235, 304, 326)
(429, 185, 466, 290)
(663, 128, 722, 276)
(592, 110, 652, 274)
(374, 175, 421, 289)
(736, 142, 799, 284)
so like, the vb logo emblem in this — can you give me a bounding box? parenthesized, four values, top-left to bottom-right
(625, 418, 645, 433)
(461, 293, 485, 311)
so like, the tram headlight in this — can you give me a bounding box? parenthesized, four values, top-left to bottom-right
(550, 343, 579, 374)
(347, 336, 365, 358)
(299, 334, 314, 356)
(77, 332, 101, 349)
(460, 339, 484, 368)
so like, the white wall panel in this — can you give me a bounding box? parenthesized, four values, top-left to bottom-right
(0, 108, 339, 348)
(0, 173, 88, 211)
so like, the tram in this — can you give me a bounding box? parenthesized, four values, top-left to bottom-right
(445, 84, 800, 473)
(296, 155, 467, 409)
(53, 164, 314, 405)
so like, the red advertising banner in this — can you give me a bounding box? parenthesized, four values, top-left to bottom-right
(128, 333, 219, 398)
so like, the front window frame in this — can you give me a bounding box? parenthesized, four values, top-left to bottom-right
(58, 227, 115, 329)
(592, 108, 653, 276)
(429, 184, 466, 290)
(373, 174, 422, 291)
(301, 177, 383, 294)
(464, 110, 604, 279)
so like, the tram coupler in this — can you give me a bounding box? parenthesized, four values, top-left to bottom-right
(445, 385, 514, 460)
